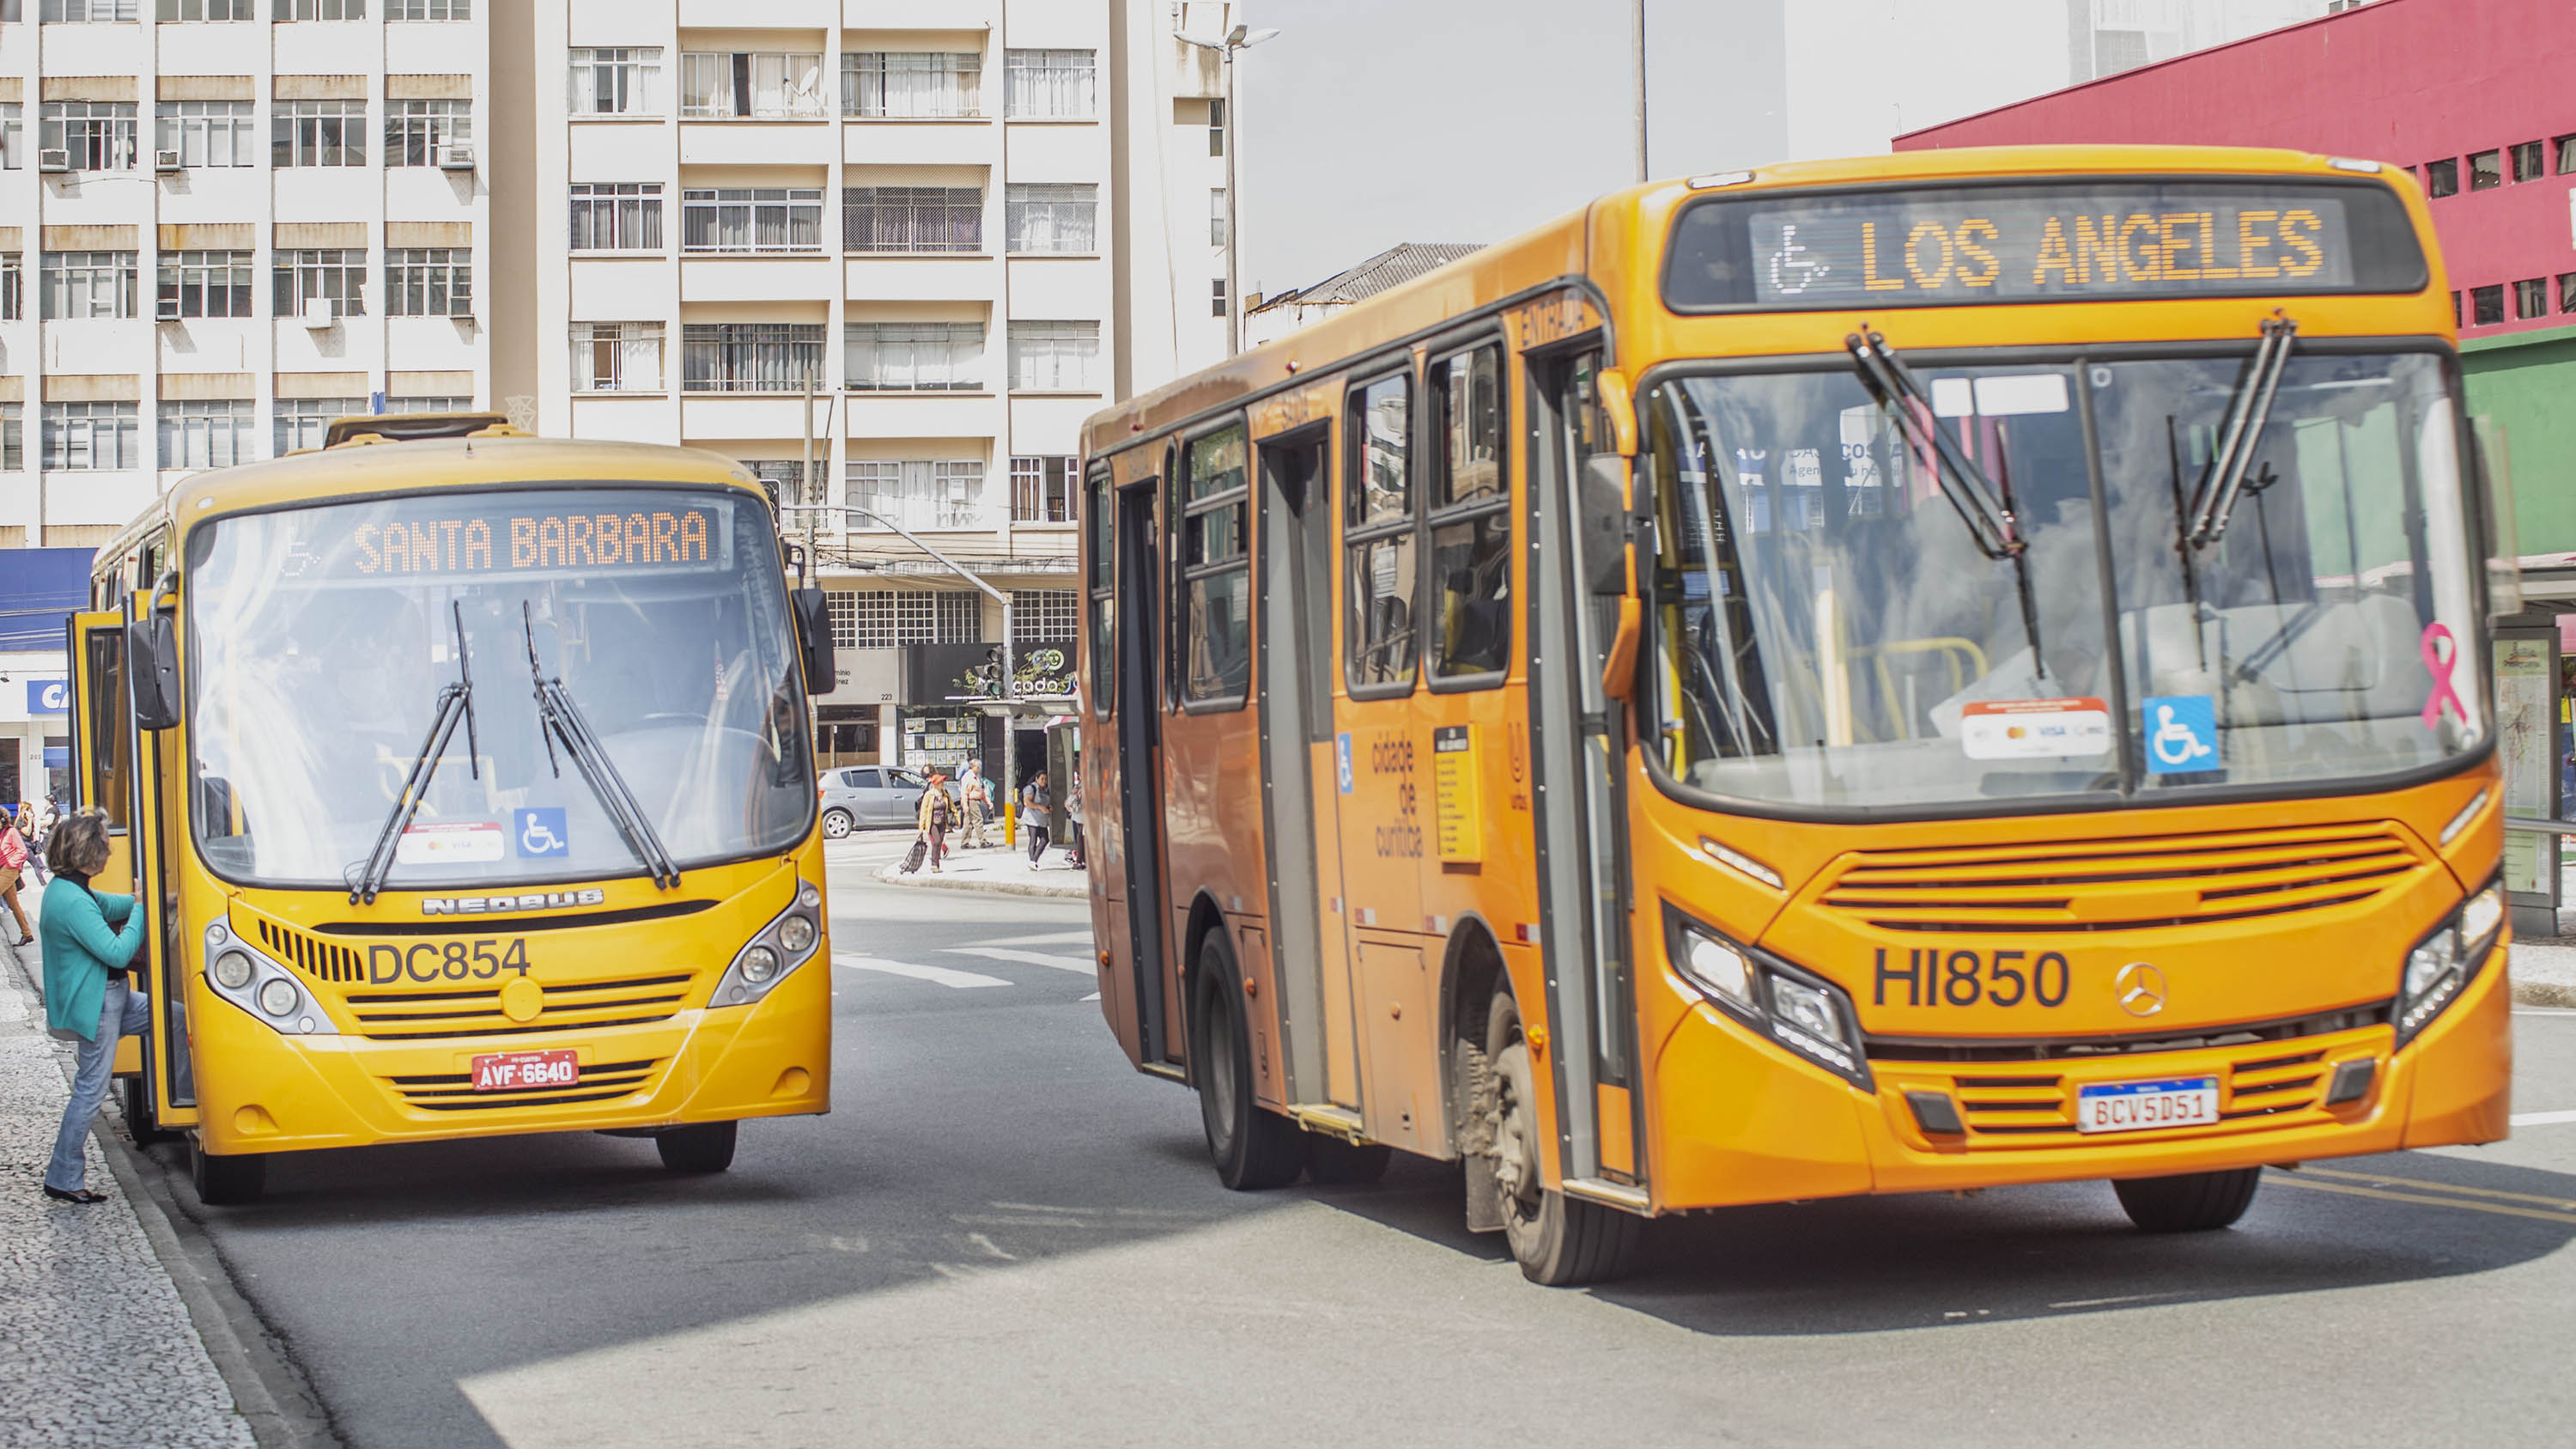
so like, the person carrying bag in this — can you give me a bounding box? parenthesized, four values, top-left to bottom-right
(0, 812, 33, 946)
(39, 811, 150, 1205)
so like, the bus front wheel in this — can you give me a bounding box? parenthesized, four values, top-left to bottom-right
(189, 1135, 265, 1206)
(2112, 1167, 2261, 1233)
(1483, 992, 1640, 1286)
(1193, 933, 1303, 1190)
(657, 1121, 738, 1174)
(121, 1075, 166, 1147)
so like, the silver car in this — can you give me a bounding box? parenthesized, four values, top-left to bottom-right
(818, 765, 934, 837)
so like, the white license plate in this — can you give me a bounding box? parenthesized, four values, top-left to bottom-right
(2075, 1076, 2219, 1135)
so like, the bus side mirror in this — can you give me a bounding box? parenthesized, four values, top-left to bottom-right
(792, 587, 837, 695)
(127, 613, 181, 731)
(1579, 454, 1631, 598)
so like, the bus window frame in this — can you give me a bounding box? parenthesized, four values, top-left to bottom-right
(1424, 333, 1514, 693)
(1625, 332, 2493, 827)
(1342, 357, 1423, 702)
(1176, 412, 1255, 715)
(1085, 461, 1115, 716)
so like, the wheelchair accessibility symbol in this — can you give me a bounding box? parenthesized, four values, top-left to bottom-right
(2142, 696, 2218, 775)
(515, 807, 569, 858)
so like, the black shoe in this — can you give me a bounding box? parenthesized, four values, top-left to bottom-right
(43, 1186, 107, 1205)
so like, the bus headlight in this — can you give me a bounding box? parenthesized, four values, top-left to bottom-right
(1665, 906, 1872, 1089)
(2398, 876, 2504, 1046)
(257, 977, 301, 1018)
(201, 924, 339, 1038)
(709, 888, 823, 1008)
(739, 946, 780, 985)
(214, 951, 255, 990)
(776, 915, 817, 958)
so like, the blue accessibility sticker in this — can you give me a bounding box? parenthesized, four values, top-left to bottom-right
(2141, 695, 2220, 774)
(1335, 733, 1355, 795)
(515, 807, 570, 857)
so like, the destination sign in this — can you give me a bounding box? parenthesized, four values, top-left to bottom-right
(1663, 180, 2426, 312)
(269, 494, 738, 583)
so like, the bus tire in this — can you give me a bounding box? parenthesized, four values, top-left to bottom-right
(1193, 934, 1303, 1190)
(821, 808, 854, 840)
(1485, 992, 1640, 1287)
(1303, 1133, 1393, 1185)
(189, 1135, 265, 1206)
(657, 1121, 738, 1174)
(2112, 1167, 2261, 1233)
(122, 1075, 164, 1146)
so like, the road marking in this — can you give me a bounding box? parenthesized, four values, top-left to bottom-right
(1079, 991, 1099, 1002)
(2293, 1165, 2576, 1212)
(2268, 1172, 2576, 1226)
(2048, 1291, 2186, 1310)
(832, 953, 1012, 989)
(968, 930, 1093, 947)
(946, 946, 1096, 976)
(2512, 1008, 2576, 1017)
(2511, 1109, 2576, 1126)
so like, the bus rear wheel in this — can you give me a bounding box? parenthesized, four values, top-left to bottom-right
(657, 1121, 738, 1174)
(189, 1135, 265, 1206)
(1483, 993, 1640, 1286)
(2112, 1167, 2262, 1233)
(1194, 933, 1303, 1190)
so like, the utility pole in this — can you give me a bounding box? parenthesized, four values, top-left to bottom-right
(1631, 0, 1649, 183)
(1181, 19, 1280, 354)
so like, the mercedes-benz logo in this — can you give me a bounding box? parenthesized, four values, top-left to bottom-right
(2114, 962, 2169, 1017)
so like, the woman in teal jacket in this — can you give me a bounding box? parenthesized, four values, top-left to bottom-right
(40, 811, 149, 1204)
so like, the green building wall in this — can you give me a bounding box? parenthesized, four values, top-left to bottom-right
(2464, 323, 2576, 557)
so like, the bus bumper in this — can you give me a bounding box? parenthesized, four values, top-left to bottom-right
(1646, 940, 2510, 1210)
(184, 954, 831, 1158)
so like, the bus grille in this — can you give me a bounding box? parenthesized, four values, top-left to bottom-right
(1820, 823, 2425, 935)
(342, 974, 696, 1042)
(380, 1058, 664, 1112)
(256, 920, 367, 984)
(1941, 1045, 2336, 1142)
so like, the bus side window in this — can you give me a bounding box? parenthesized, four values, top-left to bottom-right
(1428, 344, 1510, 684)
(1344, 370, 1418, 695)
(85, 627, 134, 830)
(1180, 421, 1251, 708)
(1086, 466, 1115, 715)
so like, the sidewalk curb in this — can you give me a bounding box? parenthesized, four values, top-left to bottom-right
(869, 863, 1090, 900)
(2512, 979, 2576, 1008)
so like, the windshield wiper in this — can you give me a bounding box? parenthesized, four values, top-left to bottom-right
(1846, 331, 2051, 682)
(349, 601, 479, 905)
(2184, 315, 2298, 549)
(521, 602, 680, 890)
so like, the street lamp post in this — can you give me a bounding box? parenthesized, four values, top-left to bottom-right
(1631, 0, 1649, 183)
(1181, 21, 1280, 354)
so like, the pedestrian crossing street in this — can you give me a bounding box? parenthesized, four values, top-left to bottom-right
(835, 930, 1100, 1001)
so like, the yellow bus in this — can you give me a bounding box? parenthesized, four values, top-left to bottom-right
(79, 414, 836, 1204)
(1078, 146, 2513, 1283)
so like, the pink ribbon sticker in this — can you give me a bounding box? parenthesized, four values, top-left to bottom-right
(2420, 622, 2466, 729)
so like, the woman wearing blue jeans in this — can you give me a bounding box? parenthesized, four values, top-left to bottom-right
(40, 812, 149, 1205)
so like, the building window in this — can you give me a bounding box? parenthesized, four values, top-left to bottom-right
(683, 188, 824, 253)
(570, 321, 665, 393)
(2514, 277, 2549, 320)
(2561, 272, 2576, 314)
(273, 248, 367, 319)
(42, 251, 139, 319)
(1, 253, 20, 320)
(2511, 140, 2546, 183)
(1210, 189, 1227, 247)
(157, 249, 253, 318)
(846, 323, 983, 393)
(569, 48, 659, 116)
(841, 52, 979, 118)
(1207, 97, 1224, 156)
(1005, 49, 1095, 119)
(159, 399, 253, 470)
(273, 397, 365, 454)
(273, 100, 366, 167)
(1004, 183, 1096, 253)
(846, 460, 989, 532)
(43, 402, 141, 471)
(2558, 135, 2576, 175)
(1012, 588, 1077, 641)
(740, 460, 811, 512)
(2468, 149, 2501, 191)
(1181, 424, 1249, 703)
(1009, 321, 1098, 393)
(1212, 277, 1227, 318)
(383, 395, 470, 413)
(386, 100, 471, 167)
(156, 100, 254, 167)
(386, 0, 465, 18)
(2, 105, 20, 169)
(158, 0, 255, 16)
(1011, 456, 1074, 522)
(41, 102, 138, 170)
(826, 592, 865, 648)
(568, 182, 663, 250)
(276, 0, 362, 18)
(680, 52, 827, 119)
(843, 186, 981, 253)
(681, 322, 826, 393)
(387, 247, 471, 317)
(2470, 284, 2505, 326)
(2424, 158, 2458, 198)
(43, 0, 137, 17)
(1, 405, 21, 472)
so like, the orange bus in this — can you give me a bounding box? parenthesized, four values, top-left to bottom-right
(1077, 146, 2513, 1283)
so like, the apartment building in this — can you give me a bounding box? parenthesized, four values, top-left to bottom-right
(1109, 0, 1230, 393)
(0, 0, 494, 803)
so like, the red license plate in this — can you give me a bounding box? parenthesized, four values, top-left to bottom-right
(471, 1049, 580, 1092)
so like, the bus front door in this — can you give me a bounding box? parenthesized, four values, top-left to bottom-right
(1114, 481, 1177, 1065)
(1524, 348, 1645, 1202)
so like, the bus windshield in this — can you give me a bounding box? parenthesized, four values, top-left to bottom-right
(186, 486, 813, 888)
(1643, 350, 2484, 814)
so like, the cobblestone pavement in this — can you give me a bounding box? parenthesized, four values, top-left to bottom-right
(0, 936, 256, 1449)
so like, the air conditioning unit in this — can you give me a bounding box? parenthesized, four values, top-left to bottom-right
(300, 300, 337, 329)
(156, 296, 182, 321)
(155, 149, 185, 174)
(436, 143, 476, 172)
(38, 149, 71, 174)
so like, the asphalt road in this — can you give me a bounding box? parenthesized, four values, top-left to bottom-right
(131, 837, 2576, 1447)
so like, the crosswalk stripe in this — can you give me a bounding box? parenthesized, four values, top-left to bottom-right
(833, 954, 1012, 989)
(2509, 1108, 2576, 1126)
(966, 930, 1094, 947)
(946, 946, 1096, 976)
